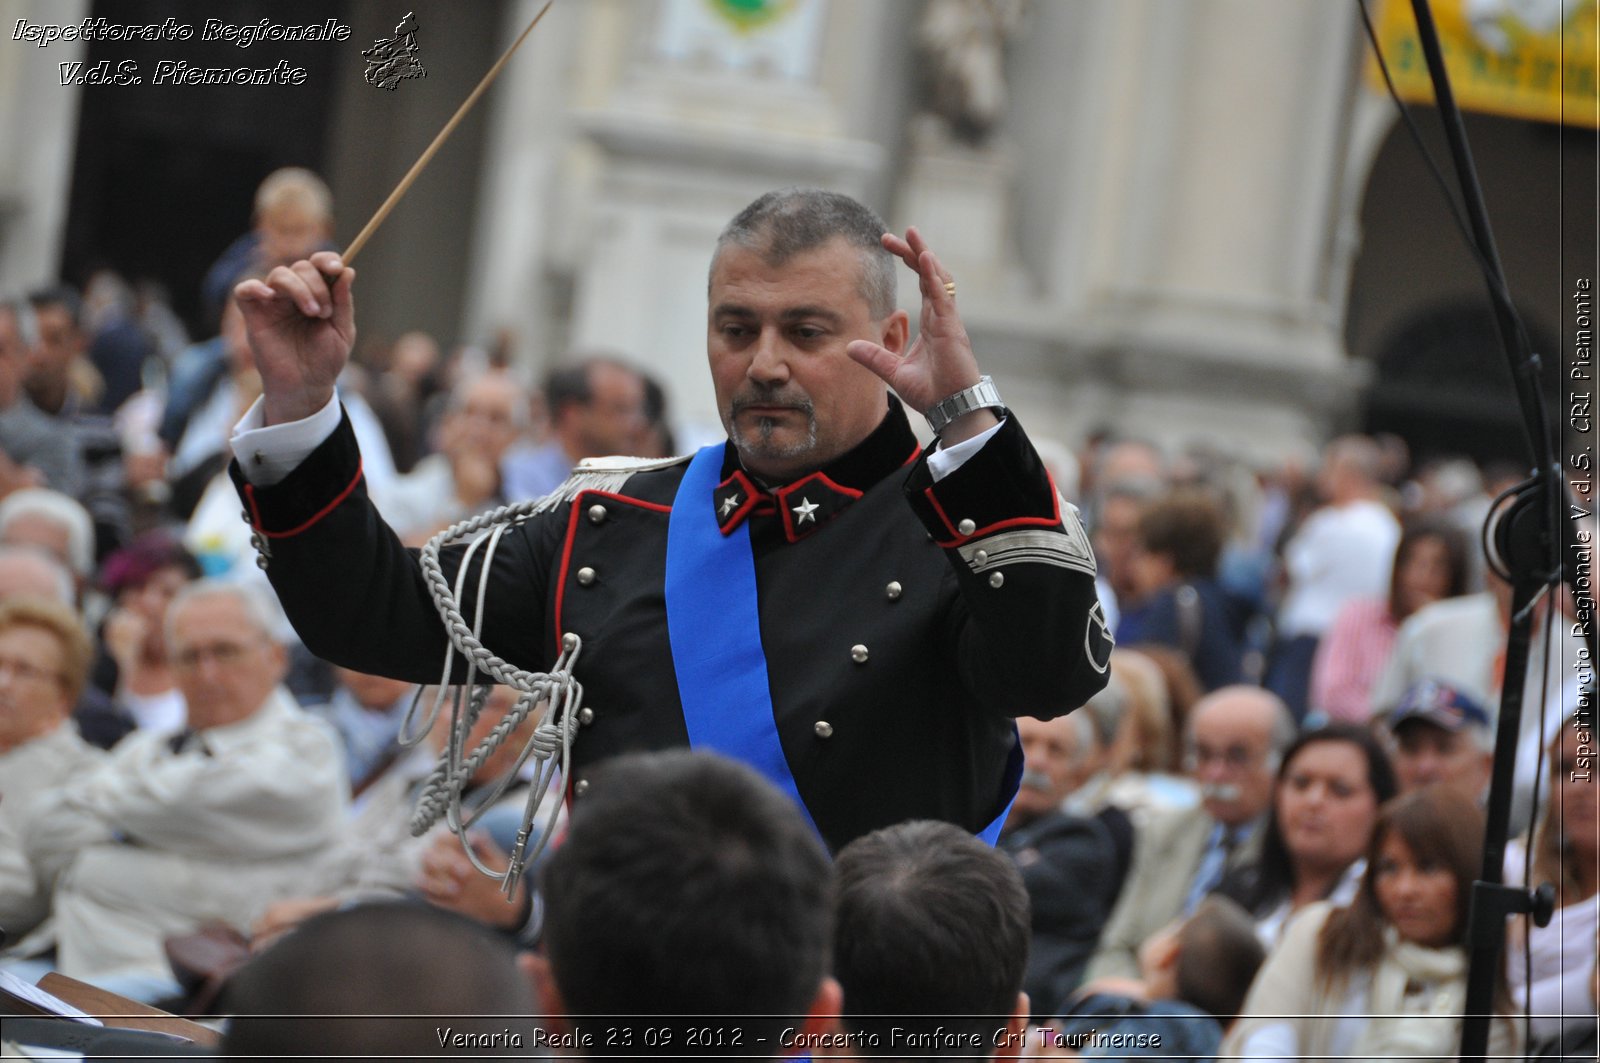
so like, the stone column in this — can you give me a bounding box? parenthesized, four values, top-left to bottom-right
(0, 0, 90, 292)
(905, 0, 1372, 464)
(458, 0, 587, 364)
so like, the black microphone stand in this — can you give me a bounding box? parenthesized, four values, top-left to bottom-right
(1392, 3, 1596, 1061)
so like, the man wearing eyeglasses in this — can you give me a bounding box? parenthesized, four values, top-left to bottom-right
(1083, 685, 1294, 982)
(9, 581, 346, 997)
(0, 597, 102, 943)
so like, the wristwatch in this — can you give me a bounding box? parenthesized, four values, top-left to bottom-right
(926, 375, 1004, 437)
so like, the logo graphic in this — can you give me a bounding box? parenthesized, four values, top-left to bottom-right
(363, 11, 427, 91)
(706, 0, 797, 34)
(1085, 602, 1114, 675)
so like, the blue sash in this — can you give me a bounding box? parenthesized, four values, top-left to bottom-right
(665, 446, 819, 836)
(664, 444, 1022, 847)
(978, 736, 1022, 845)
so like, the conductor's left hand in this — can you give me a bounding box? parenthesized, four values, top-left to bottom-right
(846, 227, 998, 445)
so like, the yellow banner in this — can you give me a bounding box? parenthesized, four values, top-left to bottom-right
(1365, 0, 1598, 129)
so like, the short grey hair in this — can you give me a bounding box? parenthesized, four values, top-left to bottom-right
(0, 489, 94, 579)
(712, 188, 897, 318)
(254, 166, 333, 224)
(165, 578, 287, 648)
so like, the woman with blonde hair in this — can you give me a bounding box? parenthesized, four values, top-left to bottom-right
(1224, 785, 1518, 1061)
(1094, 649, 1200, 825)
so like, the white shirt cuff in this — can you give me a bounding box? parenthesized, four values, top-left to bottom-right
(230, 394, 343, 486)
(926, 418, 1005, 483)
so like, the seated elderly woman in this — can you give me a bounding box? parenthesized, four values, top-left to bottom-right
(1222, 785, 1519, 1061)
(1507, 711, 1598, 1051)
(1081, 648, 1202, 828)
(1219, 723, 1396, 945)
(0, 598, 103, 940)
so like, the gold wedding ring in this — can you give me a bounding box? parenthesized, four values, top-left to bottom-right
(943, 280, 956, 297)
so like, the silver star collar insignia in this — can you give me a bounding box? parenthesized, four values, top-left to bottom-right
(791, 497, 819, 525)
(719, 492, 741, 519)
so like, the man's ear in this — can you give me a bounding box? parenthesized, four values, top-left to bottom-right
(519, 952, 568, 1034)
(267, 641, 290, 683)
(791, 976, 845, 1056)
(1149, 930, 1183, 974)
(1004, 992, 1030, 1050)
(881, 309, 910, 355)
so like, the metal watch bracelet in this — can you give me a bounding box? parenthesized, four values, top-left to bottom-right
(926, 375, 1004, 436)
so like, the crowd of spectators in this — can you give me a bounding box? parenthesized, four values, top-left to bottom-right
(0, 167, 1594, 1060)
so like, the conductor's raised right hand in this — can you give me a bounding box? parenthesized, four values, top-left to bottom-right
(233, 251, 355, 426)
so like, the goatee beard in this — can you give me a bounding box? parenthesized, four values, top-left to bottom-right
(728, 392, 817, 466)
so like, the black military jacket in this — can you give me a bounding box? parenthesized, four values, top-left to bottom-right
(232, 399, 1112, 852)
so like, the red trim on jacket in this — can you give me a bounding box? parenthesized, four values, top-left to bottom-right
(552, 501, 584, 657)
(774, 470, 865, 503)
(924, 473, 1065, 548)
(245, 460, 365, 539)
(716, 470, 765, 535)
(922, 486, 961, 539)
(583, 489, 672, 515)
(554, 490, 674, 654)
(772, 471, 864, 542)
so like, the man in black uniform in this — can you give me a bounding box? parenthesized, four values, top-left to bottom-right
(228, 189, 1112, 852)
